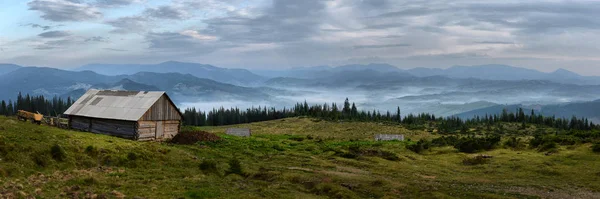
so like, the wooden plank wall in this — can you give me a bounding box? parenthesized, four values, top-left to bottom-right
(90, 119, 136, 139)
(140, 95, 182, 121)
(70, 116, 91, 131)
(138, 121, 156, 141)
(137, 120, 180, 141)
(70, 116, 136, 139)
(163, 121, 180, 139)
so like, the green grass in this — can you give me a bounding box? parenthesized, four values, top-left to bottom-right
(1, 116, 599, 198)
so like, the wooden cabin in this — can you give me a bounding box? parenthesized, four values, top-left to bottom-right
(63, 89, 183, 141)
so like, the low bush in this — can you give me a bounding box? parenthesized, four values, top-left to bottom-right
(85, 145, 99, 157)
(50, 144, 66, 161)
(199, 159, 219, 175)
(454, 135, 501, 153)
(462, 155, 490, 165)
(226, 158, 244, 176)
(592, 143, 600, 153)
(538, 142, 558, 152)
(32, 151, 51, 167)
(406, 139, 431, 154)
(503, 137, 525, 149)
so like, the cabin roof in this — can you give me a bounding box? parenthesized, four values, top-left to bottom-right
(64, 89, 181, 121)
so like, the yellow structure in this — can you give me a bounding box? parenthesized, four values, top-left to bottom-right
(17, 110, 44, 124)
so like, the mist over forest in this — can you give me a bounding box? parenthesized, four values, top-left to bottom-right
(2, 62, 600, 122)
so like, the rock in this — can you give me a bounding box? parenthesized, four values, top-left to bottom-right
(111, 190, 126, 199)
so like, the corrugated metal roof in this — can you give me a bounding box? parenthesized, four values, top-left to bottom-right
(64, 89, 168, 121)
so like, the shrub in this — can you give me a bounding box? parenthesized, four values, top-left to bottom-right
(127, 152, 138, 161)
(503, 137, 524, 149)
(406, 139, 431, 154)
(50, 144, 66, 161)
(538, 142, 558, 152)
(592, 143, 600, 153)
(199, 160, 219, 175)
(454, 135, 501, 153)
(85, 145, 99, 157)
(32, 152, 51, 167)
(462, 156, 490, 165)
(225, 158, 244, 176)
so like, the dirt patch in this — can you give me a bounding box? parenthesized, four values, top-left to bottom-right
(170, 130, 221, 145)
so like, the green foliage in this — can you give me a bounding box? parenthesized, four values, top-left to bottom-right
(503, 137, 525, 149)
(127, 152, 138, 161)
(31, 151, 51, 167)
(199, 160, 219, 175)
(454, 135, 501, 153)
(462, 156, 490, 165)
(50, 144, 66, 161)
(406, 139, 431, 153)
(85, 145, 99, 157)
(538, 142, 558, 152)
(592, 143, 600, 153)
(226, 158, 245, 176)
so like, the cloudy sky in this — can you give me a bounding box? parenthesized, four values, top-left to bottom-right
(1, 0, 600, 75)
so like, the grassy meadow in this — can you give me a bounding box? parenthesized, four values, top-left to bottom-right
(0, 116, 599, 198)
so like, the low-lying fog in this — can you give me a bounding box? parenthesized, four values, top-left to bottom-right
(178, 85, 600, 117)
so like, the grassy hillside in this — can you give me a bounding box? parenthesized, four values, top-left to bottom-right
(1, 116, 600, 198)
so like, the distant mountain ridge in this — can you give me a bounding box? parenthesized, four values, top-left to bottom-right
(0, 66, 271, 103)
(406, 64, 600, 85)
(259, 63, 599, 85)
(455, 99, 600, 123)
(76, 61, 267, 86)
(0, 64, 22, 75)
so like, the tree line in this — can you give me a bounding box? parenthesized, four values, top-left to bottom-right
(0, 93, 596, 133)
(182, 98, 597, 132)
(0, 93, 73, 117)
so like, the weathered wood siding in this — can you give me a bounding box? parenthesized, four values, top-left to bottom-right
(90, 119, 136, 139)
(137, 121, 156, 141)
(163, 120, 180, 139)
(70, 116, 91, 131)
(70, 116, 137, 139)
(140, 95, 182, 121)
(136, 120, 180, 141)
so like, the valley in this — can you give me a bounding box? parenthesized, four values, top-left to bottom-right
(1, 62, 600, 122)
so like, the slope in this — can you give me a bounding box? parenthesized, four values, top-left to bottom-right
(1, 116, 599, 198)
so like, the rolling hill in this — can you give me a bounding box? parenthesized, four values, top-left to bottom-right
(1, 116, 599, 198)
(76, 61, 267, 86)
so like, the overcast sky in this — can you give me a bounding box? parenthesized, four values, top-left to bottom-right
(1, 0, 600, 75)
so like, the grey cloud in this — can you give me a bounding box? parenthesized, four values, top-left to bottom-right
(28, 0, 102, 22)
(105, 16, 149, 34)
(38, 30, 71, 38)
(475, 41, 514, 45)
(202, 0, 327, 43)
(103, 48, 127, 51)
(462, 2, 600, 34)
(34, 39, 76, 50)
(145, 32, 229, 54)
(353, 44, 411, 49)
(144, 5, 188, 20)
(363, 22, 406, 29)
(96, 0, 139, 6)
(22, 23, 53, 30)
(406, 52, 490, 60)
(85, 36, 109, 42)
